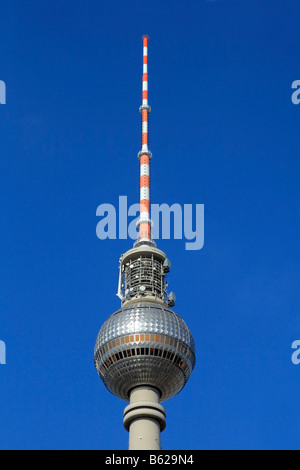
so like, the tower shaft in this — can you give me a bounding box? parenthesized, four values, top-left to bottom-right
(123, 386, 166, 450)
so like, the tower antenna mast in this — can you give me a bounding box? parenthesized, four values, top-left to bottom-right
(137, 35, 154, 246)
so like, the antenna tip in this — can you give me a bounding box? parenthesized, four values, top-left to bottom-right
(142, 35, 150, 40)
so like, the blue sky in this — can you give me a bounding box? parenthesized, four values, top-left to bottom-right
(0, 0, 300, 450)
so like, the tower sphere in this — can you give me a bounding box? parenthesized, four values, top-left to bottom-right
(94, 301, 196, 402)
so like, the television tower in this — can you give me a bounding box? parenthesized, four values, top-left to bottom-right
(94, 36, 196, 450)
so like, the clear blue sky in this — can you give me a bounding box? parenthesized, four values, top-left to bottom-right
(0, 0, 300, 450)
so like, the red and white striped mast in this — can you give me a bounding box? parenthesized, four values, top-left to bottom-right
(136, 35, 155, 247)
